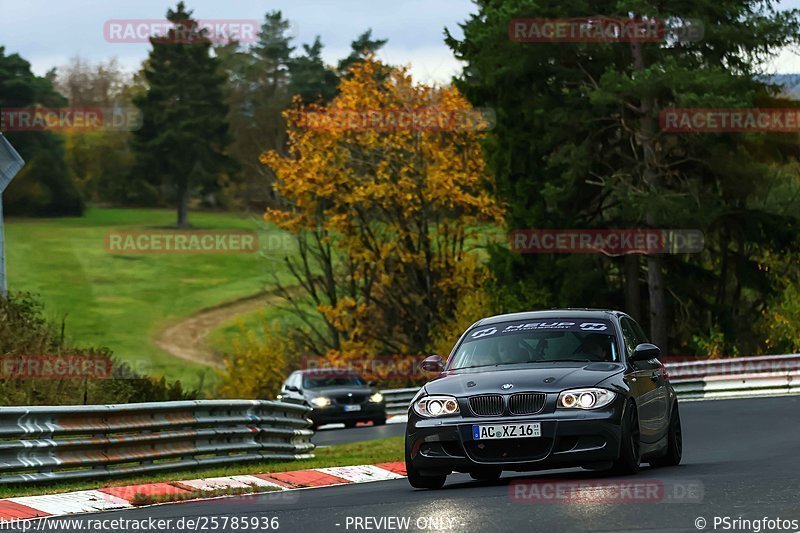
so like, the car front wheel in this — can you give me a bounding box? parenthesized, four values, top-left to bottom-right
(610, 402, 641, 475)
(405, 441, 446, 489)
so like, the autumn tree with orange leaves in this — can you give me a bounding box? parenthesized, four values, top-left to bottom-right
(261, 57, 502, 367)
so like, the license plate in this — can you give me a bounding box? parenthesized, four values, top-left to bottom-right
(343, 404, 362, 412)
(472, 422, 541, 440)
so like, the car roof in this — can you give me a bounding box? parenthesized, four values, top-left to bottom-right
(474, 308, 624, 327)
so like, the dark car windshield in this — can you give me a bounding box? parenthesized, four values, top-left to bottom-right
(449, 319, 619, 370)
(302, 375, 365, 389)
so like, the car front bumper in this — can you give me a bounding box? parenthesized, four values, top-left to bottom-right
(406, 399, 624, 475)
(309, 402, 386, 425)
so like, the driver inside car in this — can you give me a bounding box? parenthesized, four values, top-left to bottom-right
(574, 333, 612, 361)
(495, 336, 530, 364)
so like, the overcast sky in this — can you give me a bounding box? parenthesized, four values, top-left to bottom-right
(3, 0, 800, 83)
(0, 0, 472, 84)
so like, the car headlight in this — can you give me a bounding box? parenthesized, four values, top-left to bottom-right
(413, 395, 460, 417)
(369, 392, 384, 403)
(311, 397, 331, 408)
(557, 388, 616, 409)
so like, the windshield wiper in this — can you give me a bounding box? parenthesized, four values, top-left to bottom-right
(454, 361, 541, 371)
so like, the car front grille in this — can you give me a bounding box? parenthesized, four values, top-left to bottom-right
(508, 393, 546, 415)
(468, 394, 504, 416)
(333, 394, 369, 405)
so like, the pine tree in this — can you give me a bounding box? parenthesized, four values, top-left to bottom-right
(288, 37, 339, 103)
(131, 2, 235, 226)
(447, 0, 800, 353)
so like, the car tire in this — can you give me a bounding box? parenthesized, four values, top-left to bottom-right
(372, 417, 387, 426)
(405, 441, 447, 490)
(469, 467, 502, 481)
(649, 403, 682, 467)
(610, 402, 641, 475)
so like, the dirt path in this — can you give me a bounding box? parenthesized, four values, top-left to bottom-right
(154, 291, 282, 369)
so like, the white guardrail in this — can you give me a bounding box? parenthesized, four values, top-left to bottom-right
(380, 354, 800, 414)
(0, 400, 314, 484)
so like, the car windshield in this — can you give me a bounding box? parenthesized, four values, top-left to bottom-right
(302, 375, 365, 389)
(449, 319, 619, 370)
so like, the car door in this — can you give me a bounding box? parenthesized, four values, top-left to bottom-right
(620, 317, 662, 443)
(630, 318, 670, 435)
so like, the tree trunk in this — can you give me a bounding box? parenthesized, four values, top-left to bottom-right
(646, 254, 668, 349)
(631, 39, 669, 353)
(623, 254, 641, 321)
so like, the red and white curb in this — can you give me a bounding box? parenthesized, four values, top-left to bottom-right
(0, 462, 407, 521)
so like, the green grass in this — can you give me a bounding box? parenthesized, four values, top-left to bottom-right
(5, 207, 298, 389)
(0, 436, 403, 498)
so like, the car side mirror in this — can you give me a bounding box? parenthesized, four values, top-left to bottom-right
(421, 355, 444, 372)
(286, 385, 300, 392)
(367, 380, 377, 387)
(631, 343, 661, 362)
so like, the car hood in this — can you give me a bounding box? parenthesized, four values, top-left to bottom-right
(424, 362, 625, 396)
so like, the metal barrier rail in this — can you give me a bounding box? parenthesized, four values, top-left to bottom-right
(0, 400, 314, 484)
(380, 355, 800, 413)
(380, 388, 419, 417)
(666, 353, 800, 379)
(670, 372, 800, 399)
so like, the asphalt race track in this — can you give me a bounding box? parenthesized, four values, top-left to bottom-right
(312, 422, 405, 446)
(20, 396, 800, 533)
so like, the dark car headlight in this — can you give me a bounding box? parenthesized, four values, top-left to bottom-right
(413, 395, 460, 417)
(310, 397, 332, 408)
(369, 392, 384, 403)
(557, 388, 616, 409)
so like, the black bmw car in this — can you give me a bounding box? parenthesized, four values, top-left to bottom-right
(279, 369, 387, 429)
(405, 309, 682, 489)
